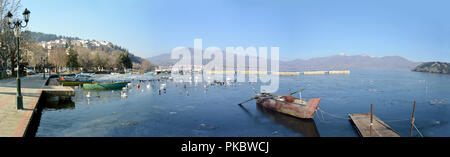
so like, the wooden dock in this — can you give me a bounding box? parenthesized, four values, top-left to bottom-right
(0, 75, 74, 137)
(349, 113, 401, 137)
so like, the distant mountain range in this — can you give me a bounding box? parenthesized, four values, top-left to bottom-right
(146, 52, 178, 66)
(147, 50, 420, 71)
(280, 54, 419, 71)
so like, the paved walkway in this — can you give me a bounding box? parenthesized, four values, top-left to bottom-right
(0, 75, 49, 137)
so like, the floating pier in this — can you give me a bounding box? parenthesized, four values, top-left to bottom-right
(303, 71, 327, 75)
(203, 70, 350, 76)
(240, 71, 268, 75)
(205, 70, 236, 75)
(272, 72, 300, 76)
(349, 113, 400, 137)
(328, 70, 351, 75)
(303, 70, 350, 75)
(0, 75, 74, 137)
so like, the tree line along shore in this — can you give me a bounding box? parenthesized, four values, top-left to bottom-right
(0, 31, 157, 78)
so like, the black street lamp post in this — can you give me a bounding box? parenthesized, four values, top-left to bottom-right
(5, 8, 30, 110)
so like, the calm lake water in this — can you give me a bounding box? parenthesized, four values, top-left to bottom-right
(35, 70, 450, 137)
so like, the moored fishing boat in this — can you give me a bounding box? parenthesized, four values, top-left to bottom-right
(83, 81, 129, 90)
(256, 94, 321, 119)
(58, 76, 93, 86)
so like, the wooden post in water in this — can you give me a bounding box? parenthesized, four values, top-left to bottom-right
(410, 101, 416, 137)
(370, 104, 373, 137)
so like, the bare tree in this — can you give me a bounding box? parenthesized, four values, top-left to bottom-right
(0, 0, 26, 77)
(93, 50, 108, 71)
(106, 53, 117, 71)
(0, 0, 22, 18)
(23, 42, 45, 70)
(48, 47, 68, 74)
(139, 60, 151, 73)
(75, 46, 93, 72)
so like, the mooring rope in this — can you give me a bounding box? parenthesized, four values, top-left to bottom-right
(317, 108, 413, 123)
(315, 108, 324, 121)
(383, 119, 411, 123)
(316, 108, 350, 121)
(316, 108, 425, 137)
(413, 123, 424, 137)
(319, 108, 326, 121)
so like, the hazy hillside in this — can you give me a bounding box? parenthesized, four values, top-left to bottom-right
(23, 31, 80, 42)
(413, 62, 450, 74)
(148, 51, 419, 71)
(147, 53, 177, 66)
(147, 48, 262, 67)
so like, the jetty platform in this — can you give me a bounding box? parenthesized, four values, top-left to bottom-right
(349, 113, 401, 137)
(0, 75, 74, 137)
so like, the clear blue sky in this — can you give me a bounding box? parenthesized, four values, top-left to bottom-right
(22, 0, 450, 62)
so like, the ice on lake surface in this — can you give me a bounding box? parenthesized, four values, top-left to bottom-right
(36, 70, 450, 137)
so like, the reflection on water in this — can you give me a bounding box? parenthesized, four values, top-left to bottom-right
(256, 104, 320, 137)
(44, 99, 76, 110)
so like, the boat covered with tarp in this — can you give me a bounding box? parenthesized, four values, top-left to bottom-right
(83, 81, 129, 90)
(256, 93, 321, 119)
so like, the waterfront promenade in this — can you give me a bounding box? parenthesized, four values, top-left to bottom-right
(0, 74, 73, 137)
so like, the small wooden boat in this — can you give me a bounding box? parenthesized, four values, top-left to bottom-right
(83, 82, 129, 90)
(256, 94, 321, 119)
(58, 76, 93, 86)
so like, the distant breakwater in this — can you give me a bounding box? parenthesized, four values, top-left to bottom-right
(205, 70, 350, 76)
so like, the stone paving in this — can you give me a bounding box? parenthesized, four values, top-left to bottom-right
(0, 74, 58, 137)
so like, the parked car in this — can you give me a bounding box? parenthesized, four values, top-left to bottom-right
(26, 69, 36, 75)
